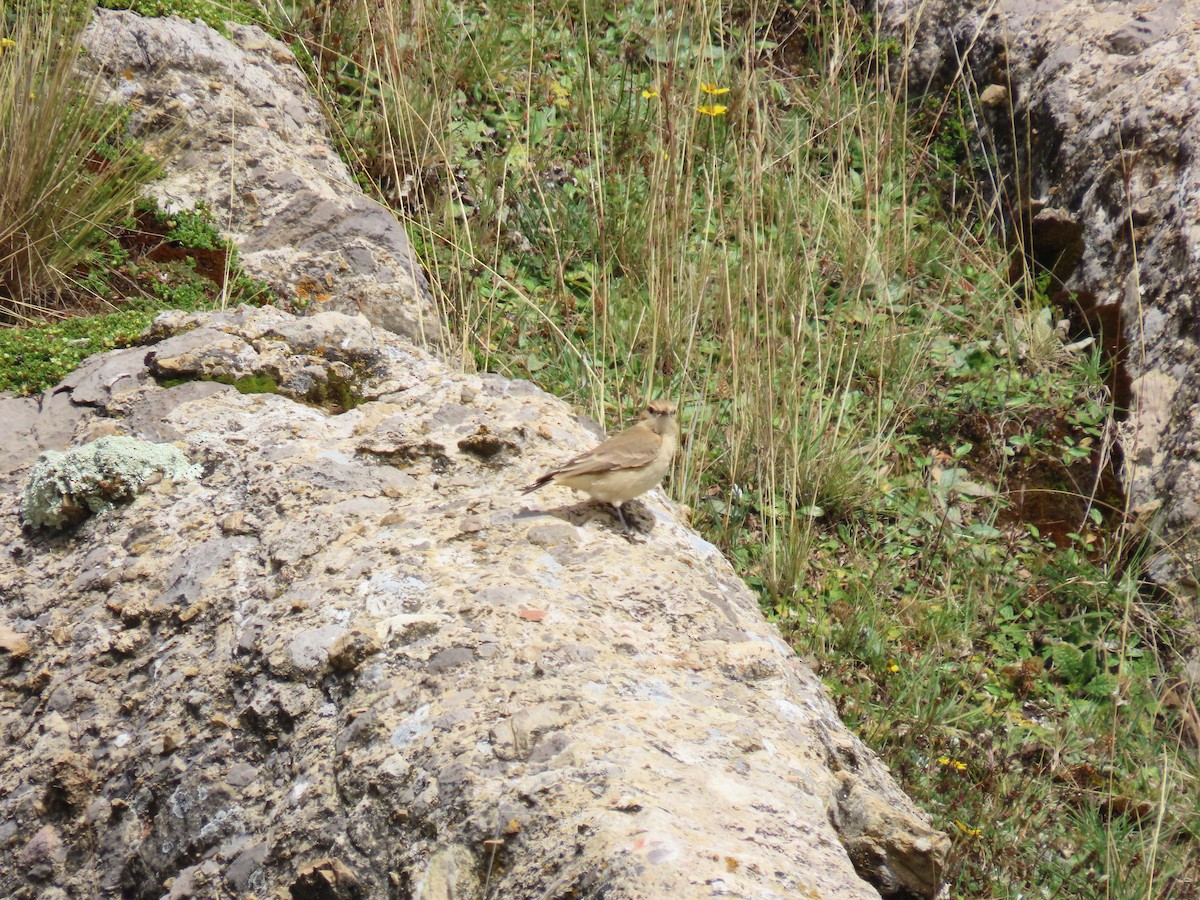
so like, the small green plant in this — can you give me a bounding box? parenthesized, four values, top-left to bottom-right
(162, 205, 223, 250)
(0, 308, 157, 394)
(96, 0, 260, 33)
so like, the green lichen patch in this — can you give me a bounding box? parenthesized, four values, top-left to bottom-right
(22, 435, 201, 530)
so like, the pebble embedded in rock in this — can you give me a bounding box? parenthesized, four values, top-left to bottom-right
(289, 857, 362, 900)
(328, 627, 384, 673)
(0, 625, 30, 661)
(525, 522, 580, 546)
(425, 647, 475, 673)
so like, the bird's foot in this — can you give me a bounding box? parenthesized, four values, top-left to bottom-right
(614, 502, 648, 542)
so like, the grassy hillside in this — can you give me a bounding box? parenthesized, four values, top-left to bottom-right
(4, 0, 1198, 894)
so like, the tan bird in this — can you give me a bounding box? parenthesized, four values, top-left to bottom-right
(524, 400, 679, 535)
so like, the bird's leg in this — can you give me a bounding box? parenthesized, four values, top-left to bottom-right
(613, 502, 634, 538)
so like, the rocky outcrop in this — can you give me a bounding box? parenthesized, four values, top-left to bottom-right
(80, 10, 447, 351)
(874, 0, 1200, 596)
(0, 305, 947, 898)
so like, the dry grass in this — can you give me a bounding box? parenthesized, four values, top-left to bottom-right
(0, 0, 160, 322)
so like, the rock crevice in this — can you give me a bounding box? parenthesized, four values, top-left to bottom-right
(876, 0, 1200, 594)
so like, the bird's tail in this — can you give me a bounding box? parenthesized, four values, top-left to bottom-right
(522, 472, 555, 494)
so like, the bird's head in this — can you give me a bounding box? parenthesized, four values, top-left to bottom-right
(641, 400, 679, 436)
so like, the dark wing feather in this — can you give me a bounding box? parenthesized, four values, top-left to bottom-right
(522, 471, 556, 493)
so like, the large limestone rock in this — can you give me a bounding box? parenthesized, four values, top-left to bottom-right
(874, 0, 1200, 596)
(0, 306, 947, 897)
(81, 10, 447, 351)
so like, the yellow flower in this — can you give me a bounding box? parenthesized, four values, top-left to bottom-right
(700, 82, 730, 95)
(937, 756, 967, 771)
(886, 660, 899, 673)
(642, 88, 659, 99)
(697, 104, 727, 117)
(954, 820, 982, 837)
(0, 38, 16, 52)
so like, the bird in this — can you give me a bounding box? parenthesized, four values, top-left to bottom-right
(523, 400, 680, 536)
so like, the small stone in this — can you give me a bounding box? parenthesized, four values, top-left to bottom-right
(328, 627, 383, 673)
(226, 840, 269, 892)
(111, 628, 149, 655)
(459, 515, 486, 534)
(49, 752, 94, 810)
(0, 625, 30, 660)
(457, 425, 521, 462)
(227, 763, 258, 787)
(518, 608, 548, 622)
(19, 824, 63, 877)
(526, 523, 580, 546)
(290, 857, 362, 900)
(85, 797, 112, 825)
(289, 625, 348, 673)
(979, 83, 1008, 107)
(221, 510, 262, 535)
(426, 647, 474, 673)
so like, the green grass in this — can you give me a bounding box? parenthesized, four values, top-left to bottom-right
(0, 0, 271, 387)
(4, 0, 1197, 894)
(96, 0, 260, 33)
(0, 202, 271, 394)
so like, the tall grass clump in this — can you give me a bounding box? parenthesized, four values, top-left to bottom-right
(276, 0, 1007, 583)
(264, 0, 1200, 893)
(0, 0, 160, 322)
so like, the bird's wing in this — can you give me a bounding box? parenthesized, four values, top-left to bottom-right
(554, 425, 660, 476)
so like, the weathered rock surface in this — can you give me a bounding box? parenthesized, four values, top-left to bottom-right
(80, 10, 447, 351)
(874, 0, 1200, 595)
(0, 306, 948, 898)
